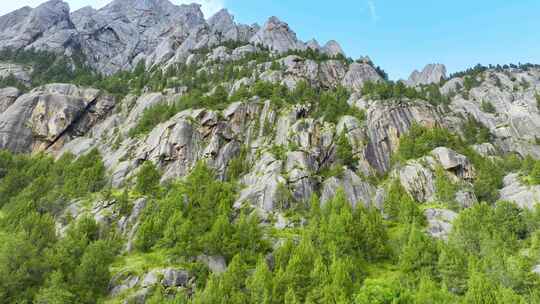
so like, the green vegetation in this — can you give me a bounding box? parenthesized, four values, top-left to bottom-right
(481, 100, 496, 113)
(0, 49, 100, 92)
(361, 81, 450, 106)
(394, 123, 514, 204)
(130, 81, 365, 137)
(462, 116, 492, 145)
(1, 147, 540, 303)
(3, 46, 540, 304)
(0, 149, 117, 304)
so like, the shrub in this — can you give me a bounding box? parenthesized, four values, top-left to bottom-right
(480, 100, 496, 113)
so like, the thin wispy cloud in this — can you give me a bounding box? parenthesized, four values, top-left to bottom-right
(367, 0, 379, 23)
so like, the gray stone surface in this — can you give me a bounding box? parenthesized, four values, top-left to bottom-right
(500, 173, 540, 209)
(407, 64, 447, 86)
(0, 87, 21, 113)
(249, 16, 305, 53)
(341, 63, 382, 91)
(425, 208, 458, 240)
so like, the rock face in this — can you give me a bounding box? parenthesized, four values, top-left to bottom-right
(322, 40, 344, 57)
(250, 16, 305, 53)
(365, 102, 441, 173)
(500, 173, 540, 209)
(0, 0, 351, 78)
(0, 87, 21, 113)
(0, 0, 77, 54)
(407, 64, 447, 86)
(341, 63, 382, 91)
(430, 147, 475, 180)
(0, 0, 260, 75)
(72, 0, 207, 74)
(0, 84, 114, 153)
(321, 169, 376, 208)
(0, 62, 32, 85)
(399, 161, 436, 202)
(447, 68, 540, 158)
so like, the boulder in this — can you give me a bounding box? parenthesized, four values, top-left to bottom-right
(455, 189, 478, 209)
(399, 161, 436, 202)
(441, 78, 464, 95)
(197, 255, 227, 274)
(161, 268, 190, 288)
(430, 147, 475, 180)
(533, 265, 540, 276)
(109, 273, 139, 296)
(321, 169, 376, 208)
(424, 208, 458, 240)
(0, 84, 114, 153)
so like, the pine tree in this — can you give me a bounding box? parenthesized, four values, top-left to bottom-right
(399, 223, 438, 277)
(463, 271, 498, 304)
(135, 161, 161, 196)
(34, 271, 76, 304)
(246, 257, 273, 304)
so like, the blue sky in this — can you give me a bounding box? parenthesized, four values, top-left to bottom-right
(2, 0, 539, 80)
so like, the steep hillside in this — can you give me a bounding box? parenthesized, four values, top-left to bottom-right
(1, 1, 540, 303)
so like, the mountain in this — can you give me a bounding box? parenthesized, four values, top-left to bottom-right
(1, 1, 540, 303)
(0, 0, 343, 75)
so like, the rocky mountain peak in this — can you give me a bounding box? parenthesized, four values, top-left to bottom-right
(249, 16, 306, 53)
(306, 39, 321, 50)
(323, 40, 345, 56)
(407, 63, 447, 86)
(208, 8, 235, 33)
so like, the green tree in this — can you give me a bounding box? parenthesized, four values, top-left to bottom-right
(34, 271, 76, 304)
(74, 240, 115, 303)
(246, 257, 273, 304)
(135, 161, 161, 196)
(399, 224, 439, 277)
(463, 271, 498, 304)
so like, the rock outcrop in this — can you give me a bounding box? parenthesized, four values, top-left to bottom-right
(341, 63, 382, 91)
(0, 0, 77, 54)
(0, 87, 21, 113)
(500, 173, 540, 209)
(447, 68, 540, 158)
(249, 16, 305, 53)
(407, 64, 447, 86)
(364, 102, 441, 173)
(0, 84, 114, 153)
(0, 62, 32, 85)
(322, 40, 344, 57)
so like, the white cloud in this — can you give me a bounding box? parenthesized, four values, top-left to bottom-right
(367, 0, 379, 23)
(0, 0, 226, 18)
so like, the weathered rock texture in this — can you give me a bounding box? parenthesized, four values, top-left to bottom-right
(407, 64, 447, 86)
